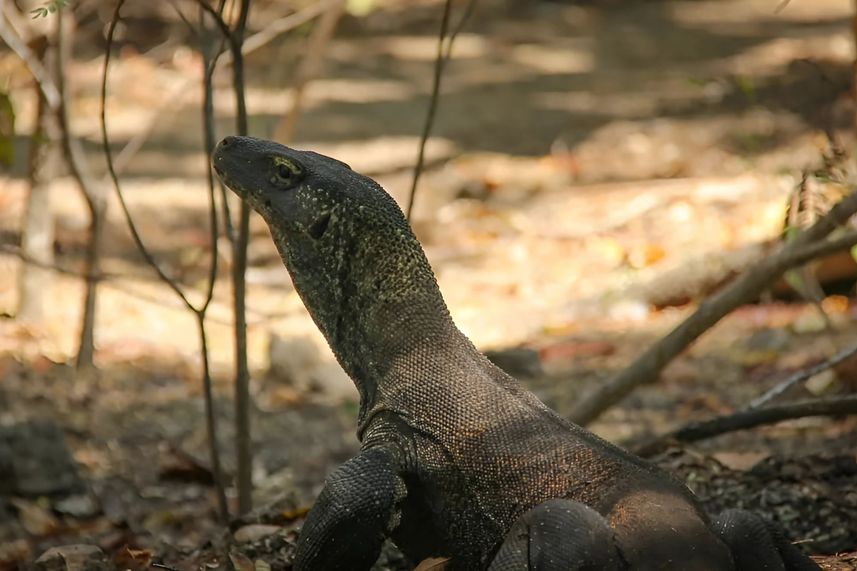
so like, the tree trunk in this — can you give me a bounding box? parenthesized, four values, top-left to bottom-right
(53, 10, 106, 371)
(17, 36, 58, 324)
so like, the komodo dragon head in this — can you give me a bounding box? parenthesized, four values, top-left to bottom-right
(213, 135, 452, 399)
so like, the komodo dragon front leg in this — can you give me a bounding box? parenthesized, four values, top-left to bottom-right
(293, 446, 406, 570)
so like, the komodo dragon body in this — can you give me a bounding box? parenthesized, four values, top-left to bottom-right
(213, 135, 819, 571)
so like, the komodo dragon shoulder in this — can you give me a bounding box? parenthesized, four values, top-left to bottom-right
(213, 135, 819, 571)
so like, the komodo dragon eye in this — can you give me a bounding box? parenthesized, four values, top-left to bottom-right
(272, 158, 303, 188)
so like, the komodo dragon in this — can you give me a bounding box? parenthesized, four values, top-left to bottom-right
(212, 135, 819, 571)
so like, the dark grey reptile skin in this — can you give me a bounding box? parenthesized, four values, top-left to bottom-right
(213, 135, 820, 571)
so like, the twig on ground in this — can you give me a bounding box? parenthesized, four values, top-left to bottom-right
(406, 0, 477, 221)
(748, 342, 857, 409)
(569, 189, 857, 426)
(633, 395, 857, 458)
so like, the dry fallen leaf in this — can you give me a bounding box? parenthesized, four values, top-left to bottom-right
(712, 451, 769, 471)
(228, 551, 254, 571)
(0, 538, 31, 568)
(539, 340, 616, 363)
(280, 506, 310, 521)
(10, 498, 61, 536)
(158, 445, 214, 484)
(113, 545, 153, 571)
(628, 243, 667, 269)
(805, 369, 838, 396)
(414, 557, 451, 571)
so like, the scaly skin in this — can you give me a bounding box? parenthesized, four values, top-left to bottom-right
(213, 135, 819, 571)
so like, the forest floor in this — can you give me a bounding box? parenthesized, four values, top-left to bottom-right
(1, 0, 856, 569)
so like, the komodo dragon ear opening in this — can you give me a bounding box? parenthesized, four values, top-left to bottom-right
(308, 212, 332, 240)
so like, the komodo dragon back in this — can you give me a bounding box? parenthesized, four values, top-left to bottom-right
(213, 135, 820, 571)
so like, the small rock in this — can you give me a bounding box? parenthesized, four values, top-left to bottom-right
(791, 312, 828, 334)
(307, 361, 357, 402)
(233, 524, 283, 543)
(54, 494, 101, 519)
(267, 334, 356, 402)
(267, 334, 321, 389)
(805, 369, 838, 396)
(746, 328, 791, 351)
(0, 420, 84, 497)
(606, 299, 651, 322)
(33, 545, 111, 571)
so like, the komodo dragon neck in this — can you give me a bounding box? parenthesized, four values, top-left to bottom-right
(280, 217, 462, 412)
(211, 135, 466, 420)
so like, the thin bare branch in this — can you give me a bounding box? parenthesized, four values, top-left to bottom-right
(231, 0, 254, 518)
(101, 0, 229, 520)
(191, 0, 234, 43)
(1, 244, 87, 279)
(569, 189, 857, 426)
(107, 0, 336, 185)
(1, 243, 282, 326)
(445, 0, 478, 59)
(749, 342, 857, 409)
(406, 0, 454, 221)
(0, 7, 60, 108)
(783, 229, 857, 267)
(111, 84, 193, 176)
(101, 0, 195, 313)
(774, 0, 791, 14)
(198, 5, 223, 315)
(406, 0, 478, 221)
(196, 0, 255, 517)
(242, 0, 340, 57)
(189, 1, 235, 242)
(1, 1, 33, 43)
(273, 0, 345, 143)
(634, 395, 857, 457)
(194, 312, 229, 520)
